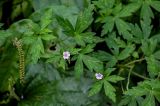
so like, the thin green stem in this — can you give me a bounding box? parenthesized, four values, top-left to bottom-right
(124, 58, 145, 67)
(126, 66, 134, 90)
(156, 72, 160, 79)
(118, 58, 149, 80)
(131, 71, 150, 80)
(121, 81, 124, 93)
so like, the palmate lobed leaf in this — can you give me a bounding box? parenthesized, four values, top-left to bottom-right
(80, 44, 95, 54)
(118, 2, 140, 18)
(142, 94, 155, 106)
(118, 44, 135, 60)
(74, 54, 83, 79)
(146, 55, 160, 77)
(93, 0, 115, 12)
(75, 4, 94, 33)
(106, 55, 117, 68)
(150, 1, 160, 12)
(140, 2, 154, 23)
(88, 81, 103, 97)
(141, 39, 157, 56)
(122, 80, 160, 106)
(115, 18, 133, 40)
(104, 81, 116, 102)
(89, 68, 123, 103)
(106, 75, 124, 83)
(140, 20, 152, 39)
(40, 8, 53, 30)
(101, 16, 114, 36)
(82, 55, 103, 72)
(105, 32, 119, 55)
(119, 96, 144, 106)
(56, 15, 75, 35)
(27, 37, 44, 63)
(91, 50, 113, 62)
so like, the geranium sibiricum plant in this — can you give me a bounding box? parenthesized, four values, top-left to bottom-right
(0, 0, 160, 106)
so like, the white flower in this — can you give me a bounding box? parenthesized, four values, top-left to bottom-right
(95, 73, 103, 80)
(63, 51, 70, 60)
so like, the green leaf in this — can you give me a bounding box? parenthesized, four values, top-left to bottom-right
(11, 4, 21, 20)
(154, 92, 160, 102)
(115, 18, 133, 40)
(81, 32, 96, 44)
(93, 0, 115, 9)
(154, 50, 160, 60)
(104, 81, 116, 102)
(75, 5, 94, 33)
(69, 48, 82, 55)
(112, 3, 122, 15)
(146, 55, 159, 77)
(80, 44, 95, 54)
(141, 39, 157, 56)
(45, 52, 61, 66)
(130, 23, 143, 43)
(22, 36, 36, 45)
(124, 85, 147, 97)
(88, 82, 102, 96)
(119, 96, 144, 106)
(0, 47, 18, 92)
(105, 68, 116, 76)
(82, 55, 103, 72)
(40, 8, 53, 29)
(130, 23, 143, 39)
(140, 2, 154, 23)
(27, 37, 44, 63)
(114, 37, 126, 48)
(32, 0, 60, 10)
(10, 19, 39, 34)
(151, 1, 160, 12)
(123, 80, 160, 106)
(132, 51, 139, 58)
(118, 96, 136, 106)
(105, 33, 119, 55)
(21, 0, 32, 17)
(118, 2, 140, 18)
(41, 34, 56, 41)
(106, 75, 124, 83)
(56, 77, 101, 106)
(18, 62, 61, 106)
(56, 15, 74, 35)
(58, 58, 66, 70)
(75, 34, 86, 46)
(101, 16, 114, 36)
(0, 30, 12, 46)
(74, 54, 83, 79)
(141, 20, 152, 39)
(92, 51, 113, 61)
(118, 44, 135, 60)
(141, 94, 155, 106)
(106, 56, 117, 68)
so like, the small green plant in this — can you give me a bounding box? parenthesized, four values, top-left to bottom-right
(0, 0, 160, 106)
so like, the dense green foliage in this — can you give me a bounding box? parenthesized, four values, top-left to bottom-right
(1, 0, 160, 106)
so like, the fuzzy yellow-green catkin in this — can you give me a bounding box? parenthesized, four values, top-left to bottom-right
(13, 38, 25, 85)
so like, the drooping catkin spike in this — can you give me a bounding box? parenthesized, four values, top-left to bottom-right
(13, 38, 25, 85)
